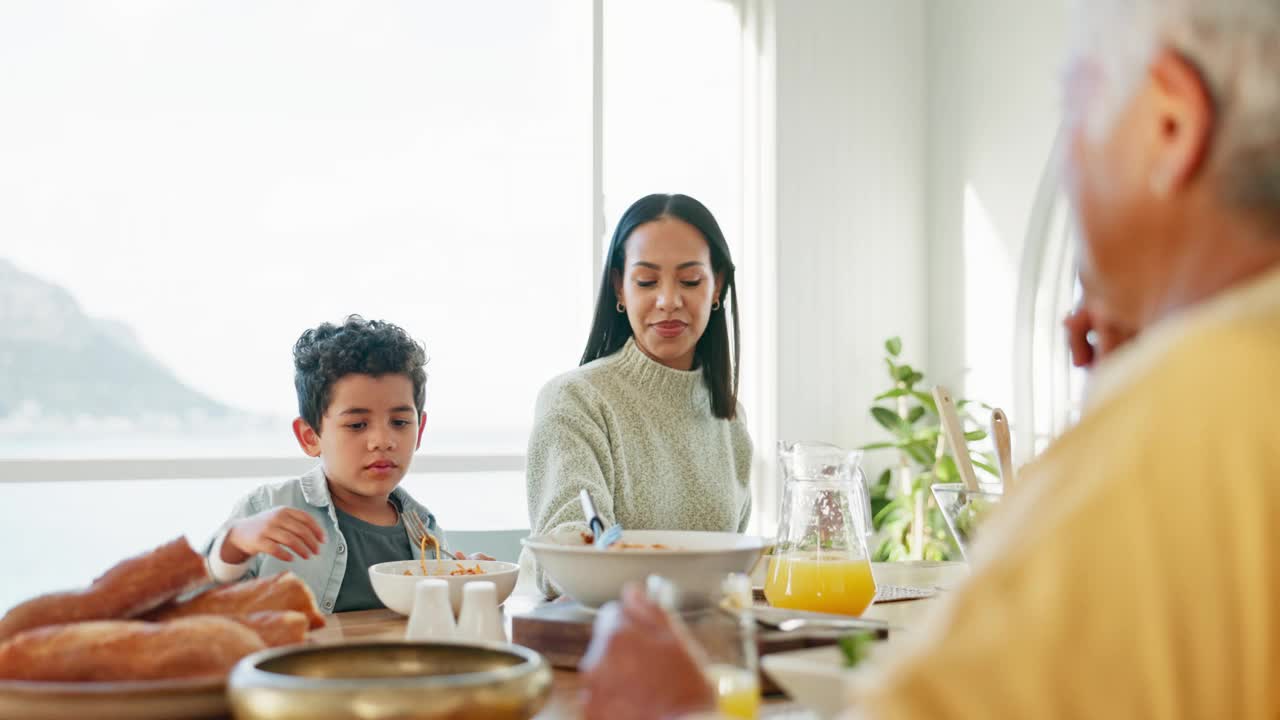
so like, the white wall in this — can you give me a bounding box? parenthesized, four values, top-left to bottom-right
(925, 0, 1070, 412)
(773, 0, 928, 450)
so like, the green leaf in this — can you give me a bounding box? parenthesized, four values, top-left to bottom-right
(923, 542, 947, 562)
(859, 441, 897, 451)
(907, 406, 925, 424)
(838, 632, 879, 668)
(874, 537, 902, 562)
(902, 442, 934, 466)
(907, 371, 924, 386)
(885, 337, 902, 357)
(875, 388, 909, 401)
(912, 428, 940, 445)
(871, 407, 913, 439)
(910, 391, 938, 413)
(935, 455, 958, 482)
(873, 497, 911, 527)
(911, 474, 932, 493)
(971, 458, 1000, 478)
(964, 429, 988, 442)
(894, 365, 915, 383)
(877, 468, 892, 488)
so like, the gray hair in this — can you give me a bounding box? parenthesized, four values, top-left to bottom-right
(1074, 0, 1280, 218)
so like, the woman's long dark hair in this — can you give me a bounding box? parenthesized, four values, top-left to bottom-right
(580, 193, 740, 420)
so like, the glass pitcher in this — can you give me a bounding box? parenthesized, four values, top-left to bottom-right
(764, 441, 878, 616)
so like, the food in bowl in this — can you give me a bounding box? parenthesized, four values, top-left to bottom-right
(521, 530, 768, 608)
(369, 560, 520, 616)
(837, 631, 880, 668)
(930, 482, 1003, 559)
(580, 531, 675, 550)
(403, 563, 488, 577)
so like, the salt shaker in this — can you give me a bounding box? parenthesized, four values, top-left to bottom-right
(455, 581, 506, 643)
(404, 578, 456, 641)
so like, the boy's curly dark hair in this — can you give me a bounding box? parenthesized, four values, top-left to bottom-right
(293, 315, 428, 433)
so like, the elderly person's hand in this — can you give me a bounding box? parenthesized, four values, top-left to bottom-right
(579, 583, 716, 720)
(1064, 301, 1136, 368)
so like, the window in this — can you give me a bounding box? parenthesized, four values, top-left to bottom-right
(0, 1, 767, 609)
(603, 0, 744, 260)
(0, 2, 593, 459)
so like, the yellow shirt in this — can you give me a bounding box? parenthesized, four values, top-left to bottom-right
(851, 265, 1280, 719)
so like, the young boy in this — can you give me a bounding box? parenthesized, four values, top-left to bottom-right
(205, 315, 487, 613)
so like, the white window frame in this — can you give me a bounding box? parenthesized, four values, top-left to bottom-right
(0, 0, 780, 527)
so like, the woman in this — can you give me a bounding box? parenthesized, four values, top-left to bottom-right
(525, 193, 752, 596)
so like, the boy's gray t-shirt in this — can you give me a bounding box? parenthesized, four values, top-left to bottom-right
(332, 501, 415, 613)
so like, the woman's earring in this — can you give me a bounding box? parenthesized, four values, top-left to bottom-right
(616, 302, 626, 313)
(712, 299, 721, 311)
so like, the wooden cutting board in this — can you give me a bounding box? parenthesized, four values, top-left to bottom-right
(510, 601, 887, 695)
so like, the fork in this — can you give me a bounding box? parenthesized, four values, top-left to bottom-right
(405, 510, 445, 560)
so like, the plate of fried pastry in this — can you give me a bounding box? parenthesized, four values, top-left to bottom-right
(0, 536, 325, 719)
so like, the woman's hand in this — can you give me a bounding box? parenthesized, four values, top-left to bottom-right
(579, 583, 715, 720)
(1064, 301, 1136, 368)
(223, 508, 326, 563)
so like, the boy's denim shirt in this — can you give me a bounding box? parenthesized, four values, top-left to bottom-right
(202, 464, 448, 614)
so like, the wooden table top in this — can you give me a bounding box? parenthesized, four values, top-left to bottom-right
(312, 561, 968, 719)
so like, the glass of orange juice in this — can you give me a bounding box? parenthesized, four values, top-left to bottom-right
(650, 575, 761, 719)
(765, 441, 877, 616)
(707, 663, 760, 719)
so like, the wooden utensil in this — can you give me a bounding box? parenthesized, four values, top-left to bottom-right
(932, 385, 982, 492)
(990, 408, 1015, 489)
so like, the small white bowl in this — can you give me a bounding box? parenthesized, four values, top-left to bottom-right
(761, 645, 856, 719)
(521, 529, 768, 608)
(368, 560, 520, 616)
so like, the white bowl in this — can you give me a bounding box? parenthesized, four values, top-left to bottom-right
(761, 645, 855, 719)
(368, 560, 520, 616)
(521, 529, 768, 608)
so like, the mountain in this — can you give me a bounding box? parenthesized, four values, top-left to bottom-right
(0, 259, 230, 420)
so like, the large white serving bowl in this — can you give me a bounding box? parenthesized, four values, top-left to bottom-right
(521, 529, 769, 608)
(369, 560, 520, 616)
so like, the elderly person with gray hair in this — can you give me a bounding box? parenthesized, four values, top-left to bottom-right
(576, 1, 1280, 717)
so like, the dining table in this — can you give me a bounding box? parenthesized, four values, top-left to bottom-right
(310, 561, 970, 719)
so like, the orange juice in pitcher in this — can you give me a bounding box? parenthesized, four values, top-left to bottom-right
(764, 553, 877, 616)
(766, 442, 878, 616)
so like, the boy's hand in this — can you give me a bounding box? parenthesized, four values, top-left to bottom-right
(223, 508, 326, 564)
(454, 551, 495, 561)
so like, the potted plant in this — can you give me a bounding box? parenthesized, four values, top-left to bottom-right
(862, 337, 999, 561)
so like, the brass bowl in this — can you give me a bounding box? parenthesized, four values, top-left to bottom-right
(227, 641, 552, 720)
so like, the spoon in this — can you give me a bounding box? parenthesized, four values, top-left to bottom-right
(990, 408, 1015, 489)
(774, 617, 889, 638)
(748, 606, 890, 637)
(933, 385, 982, 492)
(578, 488, 623, 549)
